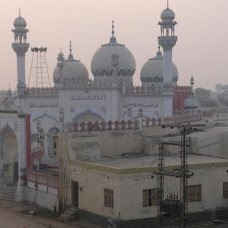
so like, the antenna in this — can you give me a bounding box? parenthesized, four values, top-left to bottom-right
(28, 47, 51, 88)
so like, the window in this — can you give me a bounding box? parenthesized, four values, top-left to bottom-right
(143, 189, 157, 207)
(223, 182, 228, 199)
(104, 189, 114, 208)
(187, 185, 202, 202)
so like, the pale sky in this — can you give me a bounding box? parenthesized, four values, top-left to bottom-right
(1, 0, 228, 90)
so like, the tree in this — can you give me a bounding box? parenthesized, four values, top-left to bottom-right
(194, 87, 211, 101)
(194, 87, 218, 107)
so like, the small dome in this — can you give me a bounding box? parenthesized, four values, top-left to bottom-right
(184, 95, 199, 110)
(161, 7, 175, 21)
(91, 22, 136, 78)
(140, 49, 178, 83)
(53, 50, 89, 85)
(14, 15, 27, 28)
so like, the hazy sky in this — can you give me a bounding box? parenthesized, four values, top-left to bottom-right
(1, 0, 228, 90)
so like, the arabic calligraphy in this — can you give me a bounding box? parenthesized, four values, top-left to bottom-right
(123, 103, 159, 109)
(69, 94, 107, 101)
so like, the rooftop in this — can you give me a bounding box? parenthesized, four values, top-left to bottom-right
(90, 154, 228, 169)
(69, 154, 228, 175)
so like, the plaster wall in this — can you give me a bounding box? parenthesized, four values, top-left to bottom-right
(67, 163, 228, 221)
(26, 185, 59, 211)
(68, 166, 121, 219)
(190, 130, 223, 155)
(70, 130, 143, 158)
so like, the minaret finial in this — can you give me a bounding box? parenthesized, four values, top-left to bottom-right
(19, 8, 21, 16)
(69, 40, 72, 55)
(112, 20, 115, 37)
(190, 75, 194, 92)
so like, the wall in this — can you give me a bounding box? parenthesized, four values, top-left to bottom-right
(190, 129, 223, 155)
(25, 186, 59, 211)
(67, 161, 228, 221)
(68, 165, 121, 219)
(69, 130, 144, 158)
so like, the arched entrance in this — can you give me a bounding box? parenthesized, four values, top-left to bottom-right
(0, 125, 18, 185)
(73, 111, 104, 123)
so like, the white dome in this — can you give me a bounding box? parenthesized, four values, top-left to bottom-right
(14, 16, 27, 28)
(161, 7, 175, 21)
(140, 50, 178, 83)
(53, 52, 89, 85)
(91, 36, 136, 77)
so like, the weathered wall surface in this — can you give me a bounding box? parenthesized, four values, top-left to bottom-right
(67, 162, 228, 221)
(25, 186, 59, 211)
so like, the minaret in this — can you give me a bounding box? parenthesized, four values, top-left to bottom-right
(158, 1, 177, 117)
(12, 9, 29, 86)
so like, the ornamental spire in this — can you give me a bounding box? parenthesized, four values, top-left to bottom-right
(167, 0, 169, 8)
(68, 40, 74, 60)
(19, 8, 21, 17)
(112, 20, 115, 37)
(109, 20, 117, 44)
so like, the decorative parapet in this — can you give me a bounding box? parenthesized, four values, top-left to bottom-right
(173, 86, 192, 93)
(26, 87, 58, 95)
(61, 112, 213, 133)
(124, 86, 162, 96)
(60, 78, 120, 89)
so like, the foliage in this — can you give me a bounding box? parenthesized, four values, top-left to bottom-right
(194, 87, 218, 107)
(215, 84, 228, 92)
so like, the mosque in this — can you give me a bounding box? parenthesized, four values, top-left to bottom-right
(0, 3, 213, 226)
(0, 3, 196, 179)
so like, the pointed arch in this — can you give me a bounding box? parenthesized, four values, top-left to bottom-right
(73, 110, 104, 123)
(0, 123, 18, 184)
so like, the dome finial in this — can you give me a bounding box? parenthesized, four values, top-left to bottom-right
(167, 0, 169, 8)
(68, 40, 74, 60)
(19, 8, 21, 17)
(112, 20, 115, 37)
(109, 20, 117, 43)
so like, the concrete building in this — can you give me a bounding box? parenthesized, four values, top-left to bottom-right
(53, 123, 228, 227)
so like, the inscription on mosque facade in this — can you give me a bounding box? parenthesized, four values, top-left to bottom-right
(69, 94, 107, 101)
(123, 102, 160, 109)
(29, 103, 58, 108)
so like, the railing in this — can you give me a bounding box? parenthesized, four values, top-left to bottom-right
(27, 170, 59, 195)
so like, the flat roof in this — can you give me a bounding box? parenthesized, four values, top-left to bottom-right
(88, 154, 228, 169)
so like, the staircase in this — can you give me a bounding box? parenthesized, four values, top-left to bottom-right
(0, 179, 16, 202)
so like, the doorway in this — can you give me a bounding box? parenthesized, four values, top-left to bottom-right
(13, 162, 18, 183)
(71, 181, 79, 207)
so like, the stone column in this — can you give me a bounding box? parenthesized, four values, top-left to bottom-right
(16, 110, 27, 201)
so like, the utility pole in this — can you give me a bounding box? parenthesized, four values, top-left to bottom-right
(154, 124, 204, 228)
